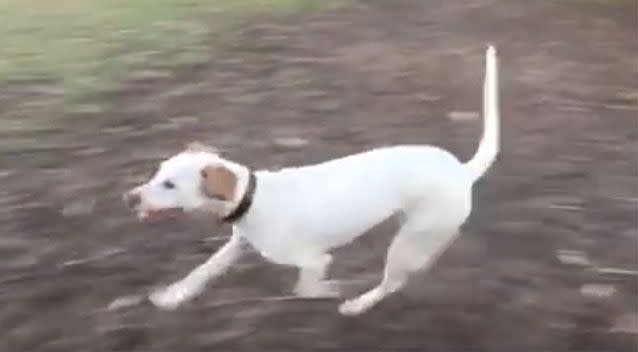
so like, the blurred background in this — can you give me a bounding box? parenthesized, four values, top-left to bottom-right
(0, 0, 636, 351)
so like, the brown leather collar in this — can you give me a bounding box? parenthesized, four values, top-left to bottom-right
(221, 171, 256, 223)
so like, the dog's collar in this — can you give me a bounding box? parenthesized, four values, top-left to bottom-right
(221, 171, 257, 223)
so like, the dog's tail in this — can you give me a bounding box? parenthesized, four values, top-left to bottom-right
(465, 45, 500, 182)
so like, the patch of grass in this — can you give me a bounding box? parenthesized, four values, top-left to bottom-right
(0, 0, 337, 92)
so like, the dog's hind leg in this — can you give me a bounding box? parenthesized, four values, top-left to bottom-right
(293, 253, 340, 298)
(338, 211, 460, 316)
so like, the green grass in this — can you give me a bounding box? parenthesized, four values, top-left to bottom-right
(0, 0, 334, 92)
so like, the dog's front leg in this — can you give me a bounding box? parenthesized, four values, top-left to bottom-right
(293, 253, 340, 298)
(149, 233, 245, 310)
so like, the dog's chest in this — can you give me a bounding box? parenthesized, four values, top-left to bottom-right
(236, 226, 303, 265)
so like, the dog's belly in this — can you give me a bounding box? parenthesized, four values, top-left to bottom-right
(300, 196, 399, 249)
(241, 195, 400, 263)
(238, 182, 402, 264)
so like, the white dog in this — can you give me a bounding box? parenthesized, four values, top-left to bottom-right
(124, 46, 499, 316)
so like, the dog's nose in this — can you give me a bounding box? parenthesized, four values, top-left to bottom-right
(124, 191, 141, 209)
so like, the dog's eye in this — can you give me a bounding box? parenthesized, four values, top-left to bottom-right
(163, 180, 176, 189)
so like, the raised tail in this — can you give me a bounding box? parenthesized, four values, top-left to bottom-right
(465, 45, 500, 181)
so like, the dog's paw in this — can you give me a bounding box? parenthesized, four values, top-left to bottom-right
(108, 294, 145, 311)
(338, 298, 369, 316)
(294, 280, 341, 298)
(148, 284, 191, 310)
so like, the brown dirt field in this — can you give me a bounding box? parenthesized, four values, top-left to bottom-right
(0, 0, 636, 351)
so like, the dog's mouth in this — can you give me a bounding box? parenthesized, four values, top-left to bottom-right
(139, 208, 184, 222)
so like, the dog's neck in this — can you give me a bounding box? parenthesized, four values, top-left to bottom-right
(219, 161, 254, 221)
(222, 169, 256, 223)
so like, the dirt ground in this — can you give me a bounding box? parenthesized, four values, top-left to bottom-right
(0, 0, 636, 351)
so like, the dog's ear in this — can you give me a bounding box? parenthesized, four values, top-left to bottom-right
(200, 164, 237, 201)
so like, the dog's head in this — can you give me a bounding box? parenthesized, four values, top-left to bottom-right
(124, 142, 242, 222)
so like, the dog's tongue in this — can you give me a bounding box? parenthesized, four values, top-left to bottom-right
(142, 208, 183, 223)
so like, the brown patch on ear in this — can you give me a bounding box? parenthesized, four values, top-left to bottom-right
(200, 165, 237, 201)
